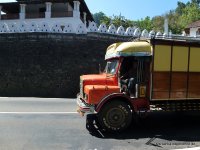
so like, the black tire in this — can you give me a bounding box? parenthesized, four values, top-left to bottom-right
(98, 100, 132, 132)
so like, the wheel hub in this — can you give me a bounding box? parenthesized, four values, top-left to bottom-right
(106, 108, 125, 126)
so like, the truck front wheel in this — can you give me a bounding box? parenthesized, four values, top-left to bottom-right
(98, 100, 132, 132)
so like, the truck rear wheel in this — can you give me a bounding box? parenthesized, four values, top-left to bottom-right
(98, 100, 132, 132)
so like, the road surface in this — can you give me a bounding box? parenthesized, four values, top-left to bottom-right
(0, 97, 200, 150)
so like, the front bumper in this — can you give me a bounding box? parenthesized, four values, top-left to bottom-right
(76, 94, 95, 116)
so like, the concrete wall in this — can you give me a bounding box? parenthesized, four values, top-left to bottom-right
(0, 33, 130, 98)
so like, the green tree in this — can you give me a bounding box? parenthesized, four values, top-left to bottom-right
(166, 10, 182, 34)
(111, 14, 133, 28)
(133, 16, 153, 31)
(93, 12, 108, 26)
(176, 1, 186, 15)
(151, 16, 164, 32)
(100, 15, 111, 26)
(112, 15, 125, 27)
(94, 12, 134, 28)
(191, 0, 200, 4)
(179, 2, 200, 28)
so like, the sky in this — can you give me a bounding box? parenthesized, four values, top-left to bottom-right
(85, 0, 190, 20)
(1, 0, 191, 20)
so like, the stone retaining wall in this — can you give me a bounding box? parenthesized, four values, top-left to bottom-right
(0, 33, 130, 97)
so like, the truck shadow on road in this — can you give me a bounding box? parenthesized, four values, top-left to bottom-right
(88, 111, 200, 142)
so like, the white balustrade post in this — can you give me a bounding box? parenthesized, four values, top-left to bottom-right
(0, 5, 2, 20)
(20, 4, 26, 20)
(164, 18, 168, 35)
(45, 2, 52, 19)
(73, 1, 80, 18)
(83, 12, 87, 26)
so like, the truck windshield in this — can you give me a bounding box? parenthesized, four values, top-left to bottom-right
(105, 59, 119, 75)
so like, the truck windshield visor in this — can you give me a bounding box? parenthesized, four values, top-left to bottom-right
(105, 59, 119, 75)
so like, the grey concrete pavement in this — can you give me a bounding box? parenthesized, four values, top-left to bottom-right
(0, 97, 200, 150)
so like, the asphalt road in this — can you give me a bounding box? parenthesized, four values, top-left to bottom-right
(0, 97, 200, 150)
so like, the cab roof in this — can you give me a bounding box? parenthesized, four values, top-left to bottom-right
(105, 41, 152, 60)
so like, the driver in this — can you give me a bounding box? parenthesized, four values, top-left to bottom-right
(120, 62, 137, 97)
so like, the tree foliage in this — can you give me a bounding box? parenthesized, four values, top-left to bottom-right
(111, 15, 134, 28)
(93, 12, 109, 26)
(167, 10, 182, 34)
(93, 13, 133, 28)
(176, 1, 186, 15)
(179, 2, 200, 28)
(93, 0, 200, 34)
(133, 16, 153, 31)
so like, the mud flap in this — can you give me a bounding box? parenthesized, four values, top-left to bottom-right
(86, 114, 99, 133)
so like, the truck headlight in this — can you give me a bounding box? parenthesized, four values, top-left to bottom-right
(80, 79, 84, 98)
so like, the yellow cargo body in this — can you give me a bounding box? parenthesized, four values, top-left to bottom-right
(152, 39, 200, 101)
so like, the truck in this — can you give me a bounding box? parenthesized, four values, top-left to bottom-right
(77, 37, 200, 132)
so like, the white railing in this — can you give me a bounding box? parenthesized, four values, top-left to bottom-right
(0, 21, 199, 39)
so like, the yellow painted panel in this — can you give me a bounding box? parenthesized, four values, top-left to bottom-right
(190, 47, 200, 72)
(154, 45, 171, 71)
(172, 46, 189, 72)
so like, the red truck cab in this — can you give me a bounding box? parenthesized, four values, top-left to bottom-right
(77, 40, 152, 131)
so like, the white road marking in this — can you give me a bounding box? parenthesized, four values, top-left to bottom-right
(0, 97, 75, 101)
(0, 112, 78, 114)
(172, 147, 200, 150)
